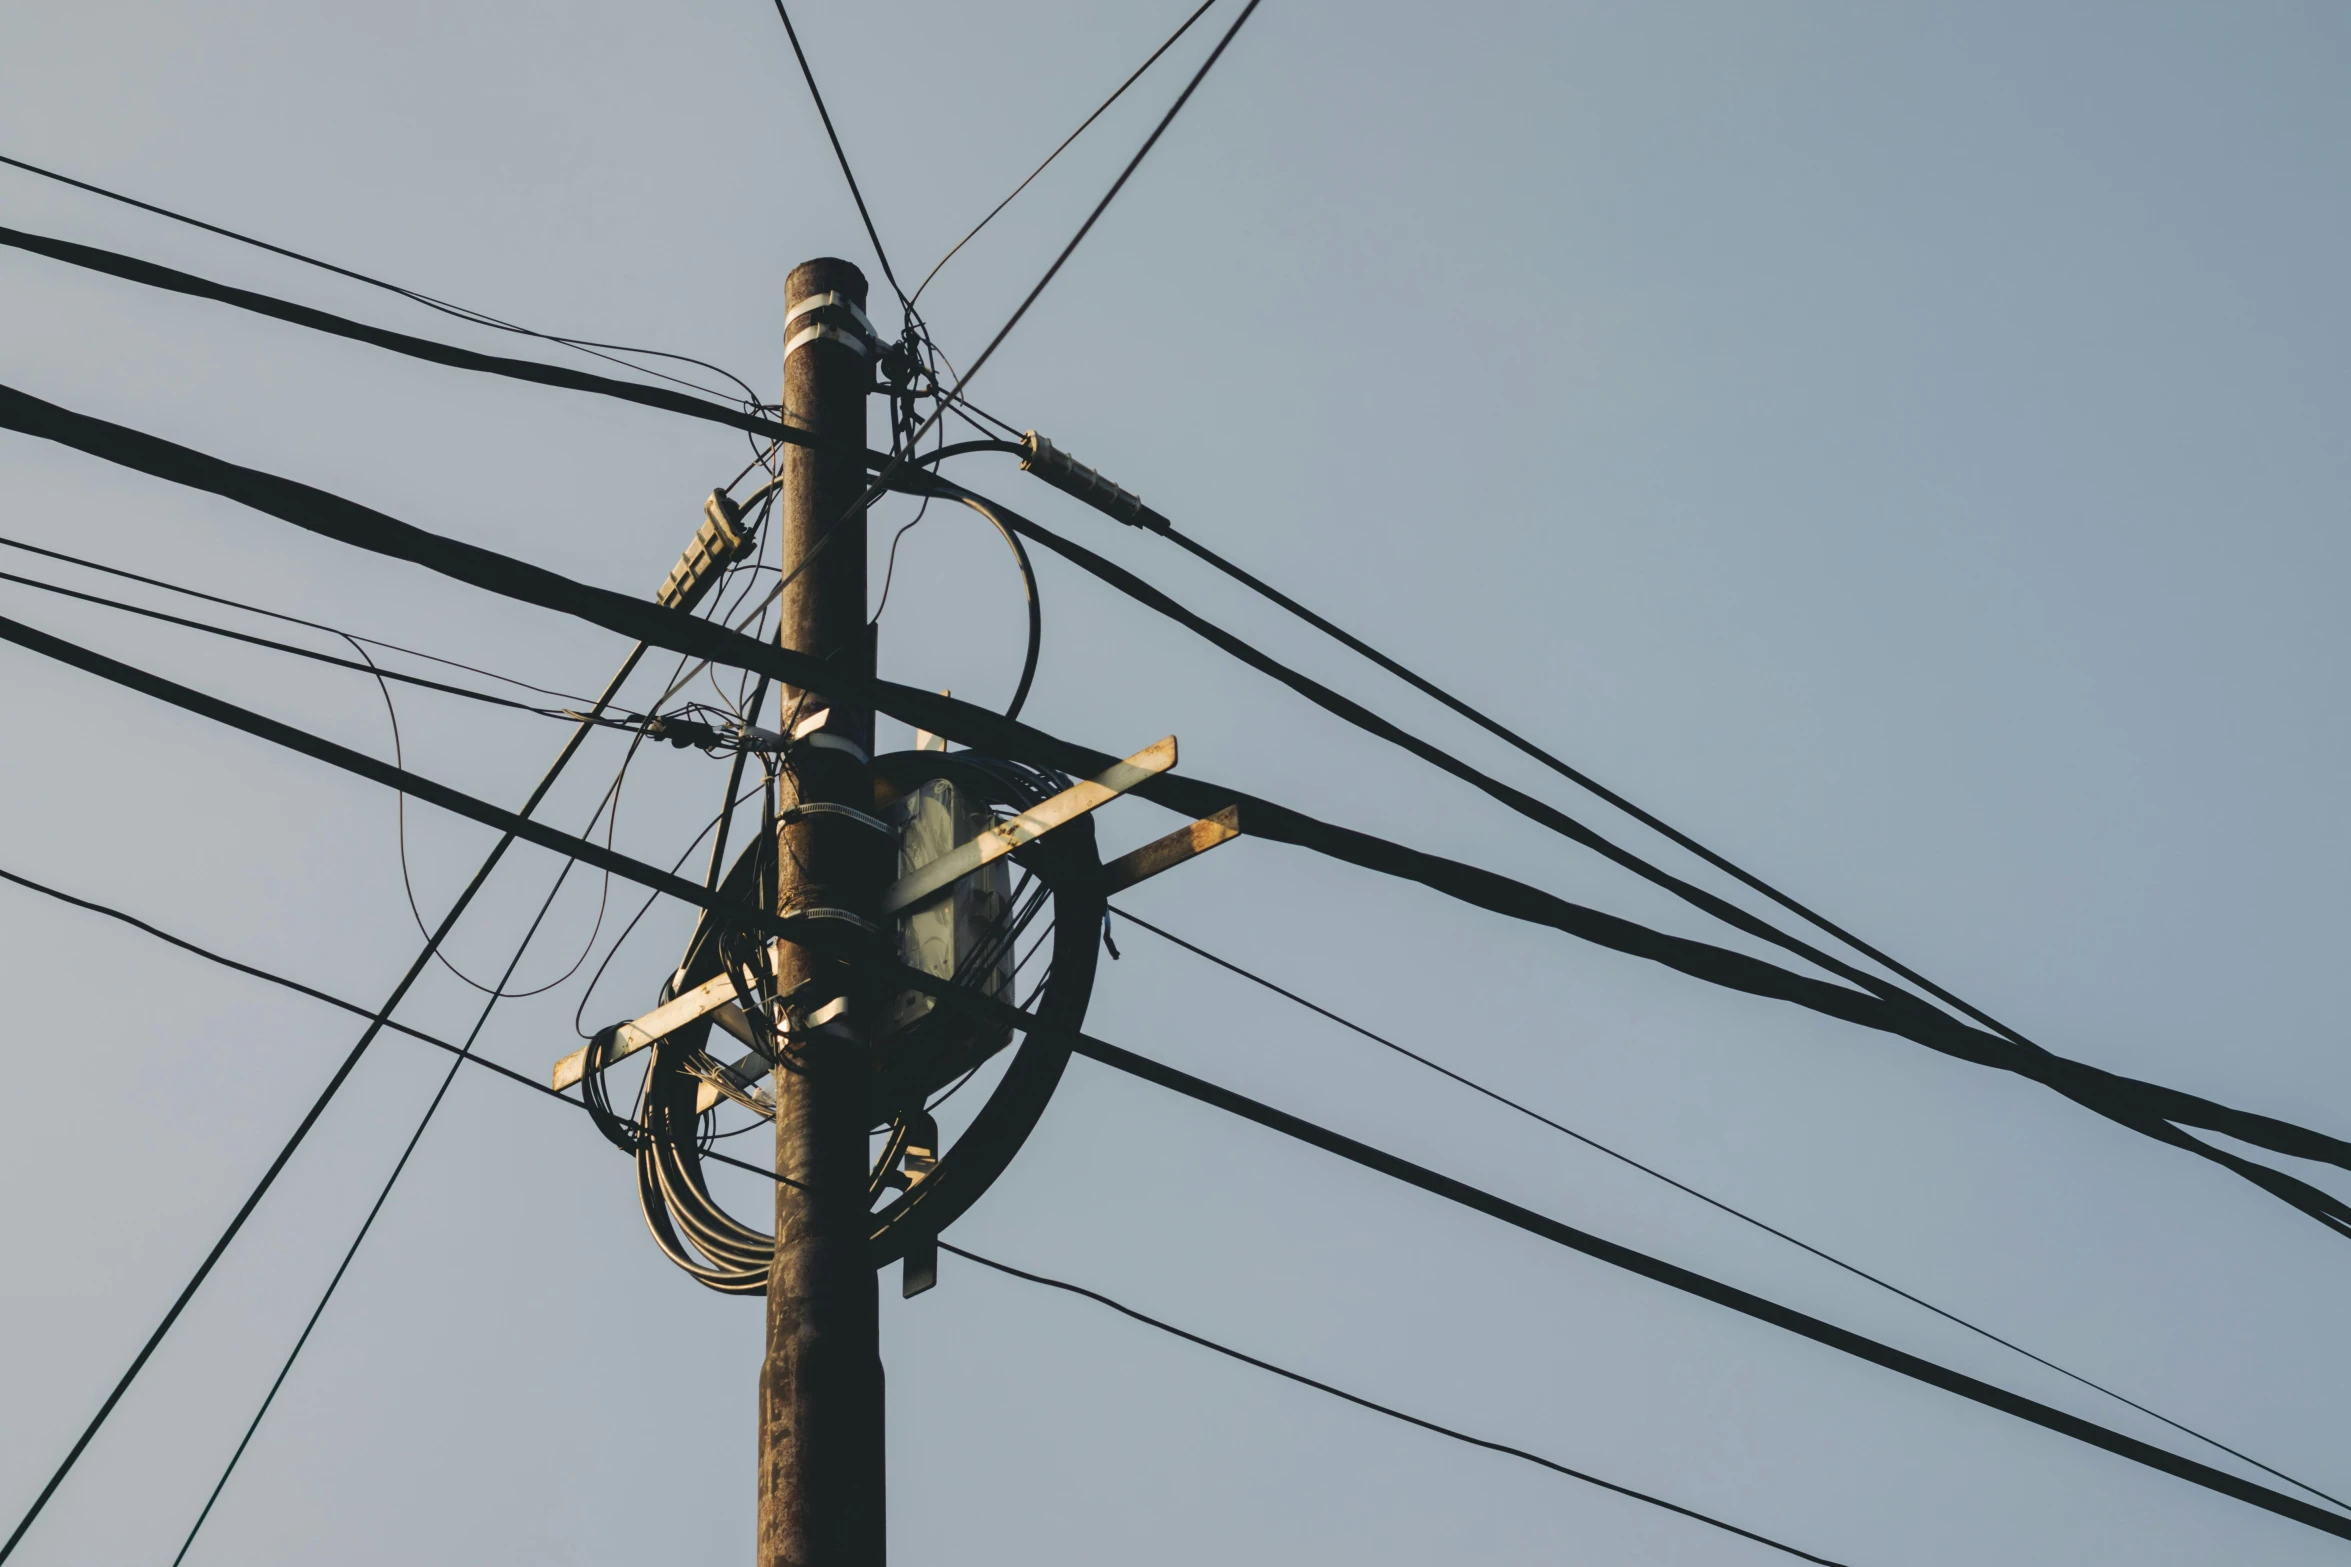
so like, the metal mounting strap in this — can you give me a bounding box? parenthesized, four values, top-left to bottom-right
(782, 904, 882, 934)
(785, 323, 870, 362)
(783, 289, 881, 345)
(781, 801, 892, 835)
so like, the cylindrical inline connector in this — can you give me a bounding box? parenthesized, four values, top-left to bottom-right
(1020, 432, 1171, 531)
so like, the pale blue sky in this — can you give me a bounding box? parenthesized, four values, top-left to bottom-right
(1, 3, 2347, 1563)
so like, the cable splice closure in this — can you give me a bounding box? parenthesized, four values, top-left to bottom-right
(1020, 432, 1169, 531)
(656, 492, 754, 613)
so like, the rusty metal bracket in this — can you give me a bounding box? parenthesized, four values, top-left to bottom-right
(1102, 805, 1242, 893)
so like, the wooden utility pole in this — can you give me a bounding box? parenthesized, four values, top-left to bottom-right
(761, 256, 886, 1567)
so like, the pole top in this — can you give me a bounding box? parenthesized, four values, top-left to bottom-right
(786, 257, 868, 308)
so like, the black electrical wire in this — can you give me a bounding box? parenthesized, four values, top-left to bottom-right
(0, 222, 891, 464)
(0, 636, 651, 1567)
(0, 154, 757, 403)
(939, 1241, 1850, 1565)
(171, 741, 783, 1561)
(352, 638, 642, 1000)
(0, 860, 798, 1190)
(1104, 905, 2351, 1513)
(1, 822, 2335, 1545)
(168, 784, 603, 1564)
(1146, 524, 2067, 1100)
(965, 486, 1928, 1006)
(909, 0, 1223, 307)
(0, 605, 806, 946)
(949, 0, 1262, 398)
(870, 491, 1042, 719)
(748, 0, 1264, 616)
(900, 473, 2351, 1233)
(876, 965, 2351, 1546)
(765, 2, 903, 306)
(0, 560, 622, 723)
(573, 769, 775, 1044)
(0, 529, 600, 705)
(8, 385, 2346, 1229)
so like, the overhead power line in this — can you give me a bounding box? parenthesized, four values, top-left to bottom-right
(0, 529, 601, 705)
(0, 606, 802, 945)
(0, 863, 791, 1193)
(1045, 440, 2182, 1210)
(0, 222, 823, 457)
(170, 758, 770, 1561)
(169, 817, 594, 1565)
(1153, 521, 2039, 1038)
(941, 1241, 1852, 1565)
(911, 0, 1223, 307)
(742, 0, 1265, 647)
(766, 1, 904, 305)
(1105, 905, 2351, 1513)
(0, 606, 2336, 1544)
(951, 0, 1262, 397)
(879, 965, 2351, 1545)
(3, 380, 2344, 1238)
(28, 184, 2315, 1234)
(12, 830, 2321, 1549)
(902, 471, 2351, 1233)
(0, 561, 621, 722)
(0, 151, 756, 402)
(0, 640, 651, 1567)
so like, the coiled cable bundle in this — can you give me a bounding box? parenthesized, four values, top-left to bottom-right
(619, 749, 1103, 1293)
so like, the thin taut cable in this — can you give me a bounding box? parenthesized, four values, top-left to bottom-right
(909, 0, 1222, 308)
(1105, 904, 2351, 1515)
(767, 1, 904, 303)
(0, 152, 757, 403)
(942, 1241, 1851, 1565)
(950, 0, 1263, 397)
(1159, 523, 2045, 1053)
(0, 642, 649, 1566)
(169, 820, 595, 1564)
(757, 0, 1267, 616)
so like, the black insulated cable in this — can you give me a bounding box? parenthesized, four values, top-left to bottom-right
(766, 2, 904, 306)
(0, 153, 756, 402)
(949, 0, 1263, 398)
(902, 468, 2351, 1228)
(1006, 405, 2179, 1161)
(0, 635, 652, 1567)
(6, 382, 2347, 1232)
(1155, 523, 2060, 1054)
(710, 0, 1263, 662)
(0, 562, 624, 723)
(1, 840, 2338, 1546)
(0, 528, 600, 705)
(168, 810, 595, 1565)
(170, 755, 777, 1561)
(0, 607, 805, 948)
(0, 223, 891, 467)
(873, 964, 2351, 1546)
(940, 1241, 1852, 1565)
(0, 863, 798, 1186)
(909, 0, 1223, 307)
(1105, 905, 2351, 1513)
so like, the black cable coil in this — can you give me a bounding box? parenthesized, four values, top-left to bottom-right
(617, 749, 1103, 1293)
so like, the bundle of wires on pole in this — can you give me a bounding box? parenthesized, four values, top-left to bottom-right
(569, 744, 1105, 1296)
